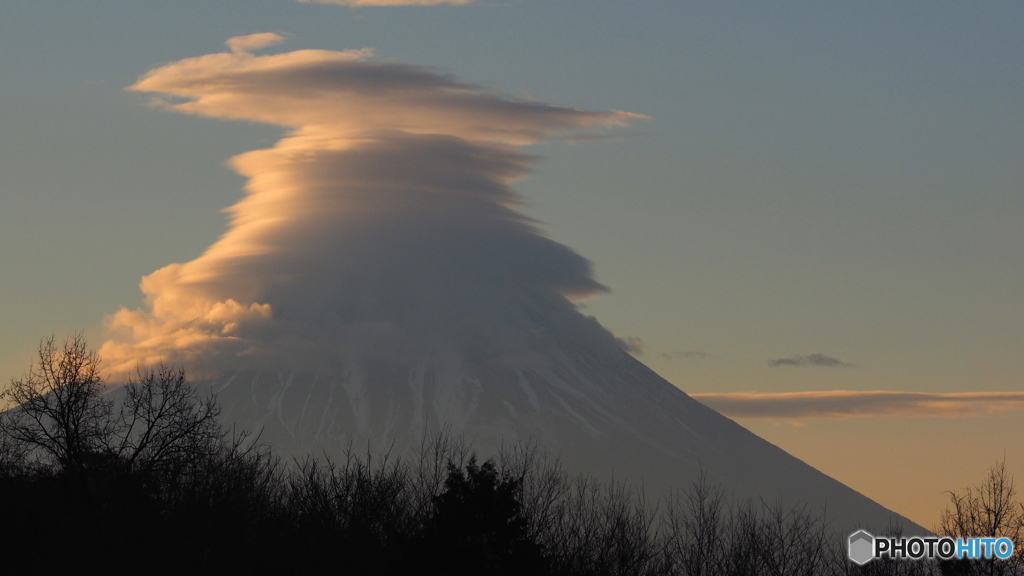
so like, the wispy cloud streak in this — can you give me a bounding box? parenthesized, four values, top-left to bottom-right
(297, 0, 473, 5)
(226, 33, 285, 55)
(662, 350, 714, 360)
(768, 354, 855, 368)
(692, 391, 1024, 418)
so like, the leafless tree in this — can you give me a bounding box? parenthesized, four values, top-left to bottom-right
(410, 426, 471, 517)
(289, 447, 413, 541)
(113, 363, 221, 479)
(756, 497, 832, 576)
(664, 470, 729, 576)
(0, 334, 114, 474)
(939, 459, 1024, 575)
(664, 492, 769, 576)
(503, 441, 577, 563)
(0, 334, 226, 488)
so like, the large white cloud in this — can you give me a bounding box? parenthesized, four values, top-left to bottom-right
(102, 39, 643, 378)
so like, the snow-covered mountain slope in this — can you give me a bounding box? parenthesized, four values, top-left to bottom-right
(202, 317, 921, 534)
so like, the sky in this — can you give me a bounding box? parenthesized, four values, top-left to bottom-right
(2, 1, 1022, 528)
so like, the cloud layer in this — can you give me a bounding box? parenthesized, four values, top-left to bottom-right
(661, 350, 713, 360)
(691, 391, 1024, 419)
(297, 0, 472, 5)
(226, 33, 285, 55)
(102, 38, 641, 377)
(767, 353, 855, 368)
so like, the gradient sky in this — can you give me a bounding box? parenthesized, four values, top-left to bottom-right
(2, 1, 1022, 528)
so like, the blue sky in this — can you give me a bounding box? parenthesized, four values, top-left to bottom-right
(2, 1, 1022, 526)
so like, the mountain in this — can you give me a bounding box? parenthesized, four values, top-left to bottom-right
(105, 41, 923, 536)
(202, 303, 920, 534)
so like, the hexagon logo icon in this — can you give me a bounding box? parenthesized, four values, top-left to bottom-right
(848, 530, 874, 565)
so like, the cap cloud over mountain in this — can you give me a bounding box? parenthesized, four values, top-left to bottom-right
(102, 36, 639, 378)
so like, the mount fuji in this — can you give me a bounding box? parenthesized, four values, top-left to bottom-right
(101, 35, 919, 534)
(202, 313, 916, 532)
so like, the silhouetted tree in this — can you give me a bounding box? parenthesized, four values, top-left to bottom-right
(665, 471, 729, 576)
(0, 334, 268, 574)
(757, 498, 831, 576)
(12, 335, 994, 575)
(939, 459, 1024, 576)
(113, 364, 221, 480)
(421, 455, 548, 575)
(286, 449, 416, 573)
(0, 334, 113, 475)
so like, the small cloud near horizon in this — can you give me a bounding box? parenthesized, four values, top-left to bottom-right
(691, 390, 1024, 419)
(618, 336, 645, 355)
(226, 33, 285, 55)
(296, 0, 473, 6)
(661, 350, 715, 360)
(768, 353, 855, 368)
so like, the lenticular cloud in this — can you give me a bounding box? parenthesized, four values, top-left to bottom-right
(101, 36, 642, 377)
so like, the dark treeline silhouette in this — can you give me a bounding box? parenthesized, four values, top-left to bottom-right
(1, 335, 1021, 575)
